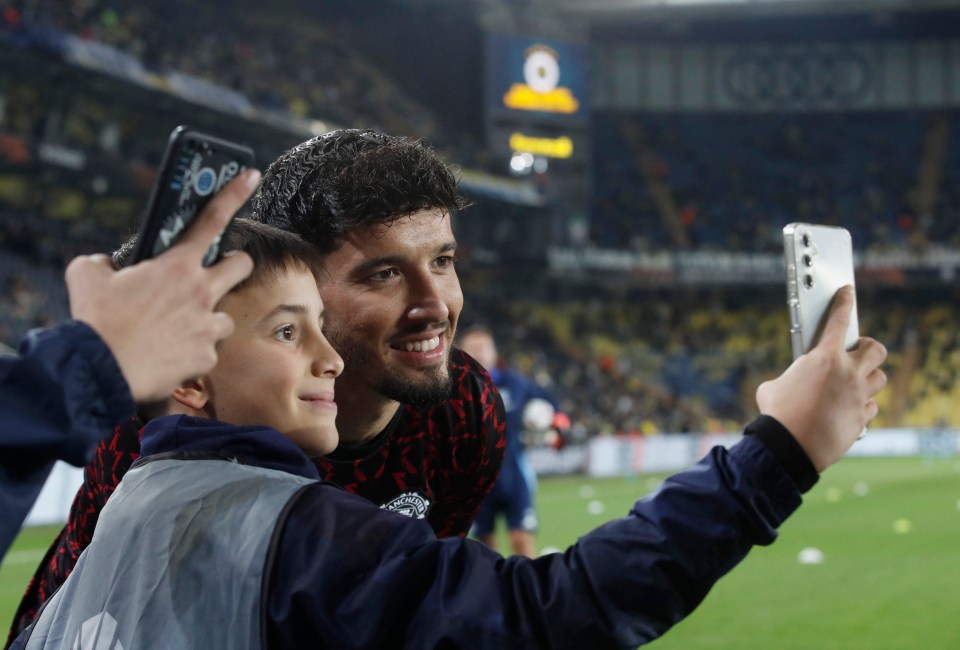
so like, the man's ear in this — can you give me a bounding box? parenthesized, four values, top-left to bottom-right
(170, 378, 210, 413)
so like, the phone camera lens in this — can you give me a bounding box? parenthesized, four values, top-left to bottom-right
(803, 273, 815, 289)
(802, 254, 813, 267)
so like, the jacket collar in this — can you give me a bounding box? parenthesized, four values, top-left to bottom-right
(140, 415, 321, 480)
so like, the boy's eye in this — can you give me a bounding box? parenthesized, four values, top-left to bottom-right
(274, 325, 296, 341)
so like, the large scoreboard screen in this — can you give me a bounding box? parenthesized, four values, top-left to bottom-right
(485, 32, 589, 124)
(485, 32, 589, 167)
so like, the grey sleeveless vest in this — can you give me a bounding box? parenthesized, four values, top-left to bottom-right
(23, 455, 315, 650)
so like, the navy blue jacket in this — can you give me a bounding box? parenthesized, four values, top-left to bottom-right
(141, 416, 814, 648)
(0, 321, 133, 559)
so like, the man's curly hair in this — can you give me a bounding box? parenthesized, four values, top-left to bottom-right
(249, 129, 469, 255)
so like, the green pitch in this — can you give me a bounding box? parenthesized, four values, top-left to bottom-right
(2, 457, 959, 648)
(1, 523, 60, 637)
(505, 456, 960, 649)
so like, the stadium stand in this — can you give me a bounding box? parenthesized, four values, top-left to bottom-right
(905, 302, 960, 426)
(0, 0, 441, 141)
(589, 111, 960, 253)
(461, 282, 958, 433)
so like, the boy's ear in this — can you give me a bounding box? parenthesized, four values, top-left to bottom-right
(170, 378, 210, 412)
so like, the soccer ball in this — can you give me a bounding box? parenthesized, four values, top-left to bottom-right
(522, 398, 555, 432)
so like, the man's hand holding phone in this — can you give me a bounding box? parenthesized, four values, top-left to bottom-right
(756, 286, 887, 473)
(66, 169, 259, 403)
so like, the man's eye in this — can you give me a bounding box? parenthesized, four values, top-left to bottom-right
(370, 268, 399, 281)
(274, 325, 296, 341)
(435, 255, 458, 269)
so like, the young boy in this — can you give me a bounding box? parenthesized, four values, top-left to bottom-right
(13, 221, 888, 649)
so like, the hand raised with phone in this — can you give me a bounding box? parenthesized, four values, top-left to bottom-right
(756, 286, 887, 472)
(65, 169, 259, 403)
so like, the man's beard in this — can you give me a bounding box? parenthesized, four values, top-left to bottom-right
(327, 328, 453, 409)
(376, 365, 452, 409)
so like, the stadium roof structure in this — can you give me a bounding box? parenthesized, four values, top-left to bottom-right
(389, 0, 960, 39)
(557, 0, 960, 21)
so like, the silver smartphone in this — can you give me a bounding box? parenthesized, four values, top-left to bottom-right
(782, 223, 859, 358)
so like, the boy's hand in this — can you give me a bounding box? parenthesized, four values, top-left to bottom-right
(756, 286, 887, 472)
(66, 169, 260, 402)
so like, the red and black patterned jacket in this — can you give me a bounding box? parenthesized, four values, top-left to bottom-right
(7, 347, 505, 643)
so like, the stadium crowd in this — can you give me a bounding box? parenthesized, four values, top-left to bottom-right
(0, 0, 440, 142)
(591, 112, 960, 254)
(461, 280, 957, 437)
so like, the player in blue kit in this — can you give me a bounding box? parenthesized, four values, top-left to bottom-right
(460, 326, 564, 558)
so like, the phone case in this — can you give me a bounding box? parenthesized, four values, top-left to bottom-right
(132, 126, 255, 265)
(783, 223, 859, 358)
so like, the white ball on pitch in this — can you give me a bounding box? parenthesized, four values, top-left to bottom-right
(797, 547, 824, 565)
(587, 500, 605, 515)
(523, 398, 555, 432)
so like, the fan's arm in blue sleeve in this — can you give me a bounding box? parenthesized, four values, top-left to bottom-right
(0, 321, 133, 558)
(269, 423, 809, 648)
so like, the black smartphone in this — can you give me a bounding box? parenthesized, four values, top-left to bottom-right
(132, 126, 255, 266)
